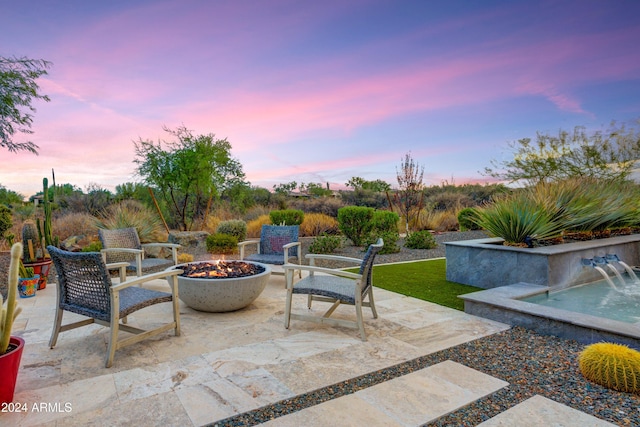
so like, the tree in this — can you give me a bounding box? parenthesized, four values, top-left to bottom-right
(0, 185, 24, 206)
(483, 120, 640, 185)
(273, 181, 297, 195)
(134, 126, 245, 230)
(346, 177, 391, 192)
(300, 182, 333, 197)
(0, 56, 52, 154)
(393, 152, 425, 235)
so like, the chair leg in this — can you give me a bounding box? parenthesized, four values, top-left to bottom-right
(171, 276, 181, 336)
(355, 302, 366, 341)
(284, 288, 293, 329)
(367, 288, 378, 319)
(49, 308, 64, 348)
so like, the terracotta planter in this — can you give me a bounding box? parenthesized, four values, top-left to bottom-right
(23, 258, 52, 290)
(0, 336, 25, 404)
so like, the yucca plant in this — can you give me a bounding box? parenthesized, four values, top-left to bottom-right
(473, 192, 566, 246)
(94, 200, 165, 243)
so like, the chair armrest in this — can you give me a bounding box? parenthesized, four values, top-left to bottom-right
(238, 240, 260, 260)
(142, 243, 181, 249)
(283, 241, 301, 265)
(282, 242, 301, 249)
(106, 262, 129, 282)
(237, 240, 260, 248)
(305, 253, 363, 266)
(110, 268, 183, 292)
(282, 263, 361, 280)
(101, 248, 143, 254)
(142, 243, 180, 264)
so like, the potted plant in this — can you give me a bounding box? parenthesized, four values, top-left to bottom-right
(22, 176, 56, 290)
(17, 263, 38, 298)
(0, 243, 25, 404)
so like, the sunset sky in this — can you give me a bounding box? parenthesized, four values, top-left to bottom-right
(2, 0, 639, 198)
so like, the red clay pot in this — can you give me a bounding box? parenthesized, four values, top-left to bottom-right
(0, 336, 25, 404)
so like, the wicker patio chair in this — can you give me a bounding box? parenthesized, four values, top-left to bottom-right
(238, 225, 301, 276)
(47, 246, 181, 368)
(98, 227, 180, 277)
(283, 238, 383, 341)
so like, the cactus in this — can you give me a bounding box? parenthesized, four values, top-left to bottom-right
(21, 220, 38, 262)
(1, 243, 23, 354)
(579, 342, 640, 394)
(37, 177, 55, 249)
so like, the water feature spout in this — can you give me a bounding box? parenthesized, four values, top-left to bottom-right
(605, 254, 640, 284)
(581, 257, 621, 291)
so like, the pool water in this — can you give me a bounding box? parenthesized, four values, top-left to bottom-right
(522, 276, 640, 324)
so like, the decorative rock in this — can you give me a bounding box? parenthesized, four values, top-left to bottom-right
(169, 231, 209, 253)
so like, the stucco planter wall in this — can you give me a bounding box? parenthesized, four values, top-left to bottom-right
(445, 234, 640, 289)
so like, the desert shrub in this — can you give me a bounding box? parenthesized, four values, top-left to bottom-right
(0, 204, 13, 242)
(177, 253, 194, 263)
(365, 230, 400, 254)
(458, 207, 481, 231)
(246, 215, 271, 238)
(427, 191, 474, 211)
(216, 219, 247, 242)
(243, 205, 271, 222)
(202, 215, 221, 233)
(270, 209, 304, 225)
(432, 210, 460, 232)
(308, 234, 343, 254)
(289, 197, 345, 217)
(299, 213, 339, 237)
(364, 210, 401, 253)
(339, 189, 389, 209)
(82, 241, 103, 252)
(372, 210, 399, 233)
(54, 212, 99, 242)
(94, 200, 166, 243)
(206, 233, 238, 254)
(405, 230, 437, 249)
(337, 206, 374, 246)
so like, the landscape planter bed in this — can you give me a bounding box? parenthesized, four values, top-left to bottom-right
(445, 234, 640, 289)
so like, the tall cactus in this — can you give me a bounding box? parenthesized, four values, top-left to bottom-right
(0, 243, 23, 354)
(37, 175, 58, 252)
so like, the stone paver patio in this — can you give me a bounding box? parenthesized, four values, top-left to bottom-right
(1, 272, 614, 426)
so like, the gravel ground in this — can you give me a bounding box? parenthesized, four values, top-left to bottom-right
(208, 230, 640, 426)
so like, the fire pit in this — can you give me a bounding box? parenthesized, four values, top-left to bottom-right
(167, 260, 271, 312)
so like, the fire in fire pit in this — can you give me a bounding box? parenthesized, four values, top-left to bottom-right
(180, 261, 266, 279)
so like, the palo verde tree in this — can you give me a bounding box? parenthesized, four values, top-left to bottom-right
(134, 126, 245, 230)
(0, 56, 52, 154)
(483, 120, 640, 185)
(393, 152, 425, 235)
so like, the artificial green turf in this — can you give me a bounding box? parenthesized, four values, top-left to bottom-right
(348, 258, 481, 311)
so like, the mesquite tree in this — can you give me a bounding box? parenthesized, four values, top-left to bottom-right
(134, 126, 245, 230)
(0, 56, 51, 154)
(483, 120, 640, 185)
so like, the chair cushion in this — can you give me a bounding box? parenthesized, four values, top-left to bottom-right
(126, 258, 174, 273)
(118, 287, 173, 319)
(245, 254, 297, 265)
(292, 275, 356, 304)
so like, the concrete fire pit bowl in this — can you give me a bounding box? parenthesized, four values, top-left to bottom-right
(166, 261, 271, 312)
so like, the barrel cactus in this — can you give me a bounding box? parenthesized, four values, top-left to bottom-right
(21, 220, 38, 262)
(579, 342, 640, 394)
